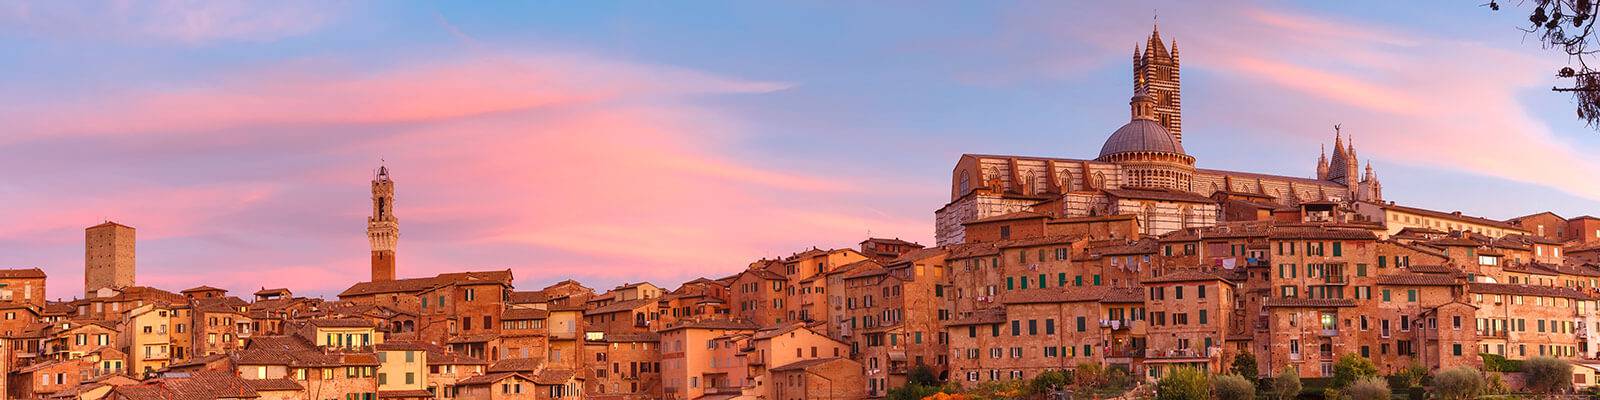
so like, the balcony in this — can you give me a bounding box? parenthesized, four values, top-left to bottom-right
(1106, 348, 1144, 358)
(1320, 351, 1334, 360)
(1480, 330, 1509, 339)
(1289, 352, 1302, 361)
(1322, 275, 1348, 285)
(1320, 329, 1339, 337)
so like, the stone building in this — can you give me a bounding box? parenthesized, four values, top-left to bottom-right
(85, 221, 136, 297)
(935, 27, 1383, 246)
(768, 357, 866, 400)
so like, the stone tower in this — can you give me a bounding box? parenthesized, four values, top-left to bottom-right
(1134, 24, 1183, 144)
(85, 221, 135, 297)
(368, 165, 398, 282)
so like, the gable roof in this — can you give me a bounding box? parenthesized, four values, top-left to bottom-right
(338, 270, 512, 298)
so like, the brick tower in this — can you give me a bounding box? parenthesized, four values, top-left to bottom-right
(368, 165, 398, 281)
(1133, 24, 1183, 144)
(85, 221, 135, 297)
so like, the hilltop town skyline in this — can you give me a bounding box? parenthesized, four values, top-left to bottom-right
(4, 2, 1600, 314)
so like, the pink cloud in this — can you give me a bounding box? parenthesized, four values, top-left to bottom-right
(994, 2, 1600, 205)
(0, 49, 925, 299)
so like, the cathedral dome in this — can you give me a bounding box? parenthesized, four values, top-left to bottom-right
(1098, 118, 1185, 159)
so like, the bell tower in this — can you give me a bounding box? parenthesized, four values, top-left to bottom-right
(368, 165, 398, 281)
(1134, 23, 1183, 144)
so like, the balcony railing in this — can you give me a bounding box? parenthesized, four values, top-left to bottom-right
(1323, 275, 1348, 285)
(1320, 329, 1339, 337)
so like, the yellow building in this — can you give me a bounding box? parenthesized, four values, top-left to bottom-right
(1354, 201, 1528, 238)
(123, 303, 179, 375)
(304, 318, 384, 349)
(376, 342, 431, 397)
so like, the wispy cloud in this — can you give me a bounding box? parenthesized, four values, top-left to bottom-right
(0, 1, 340, 44)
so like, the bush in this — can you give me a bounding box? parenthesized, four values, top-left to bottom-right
(887, 383, 944, 400)
(1481, 353, 1524, 372)
(1332, 353, 1379, 389)
(1231, 353, 1259, 380)
(1342, 376, 1390, 400)
(1272, 367, 1303, 400)
(1213, 374, 1255, 400)
(1104, 365, 1134, 389)
(1523, 356, 1574, 394)
(1155, 367, 1211, 400)
(1027, 370, 1070, 396)
(1430, 367, 1484, 400)
(1485, 371, 1509, 395)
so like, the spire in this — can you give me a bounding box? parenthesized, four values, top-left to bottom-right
(1364, 162, 1377, 182)
(1316, 144, 1330, 181)
(1170, 38, 1180, 64)
(1147, 23, 1168, 59)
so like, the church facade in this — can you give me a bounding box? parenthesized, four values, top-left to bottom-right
(935, 27, 1384, 245)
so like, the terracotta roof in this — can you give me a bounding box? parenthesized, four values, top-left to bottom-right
(1103, 188, 1215, 203)
(0, 268, 46, 279)
(1369, 202, 1525, 231)
(181, 285, 227, 294)
(501, 308, 549, 321)
(1376, 273, 1461, 286)
(245, 378, 303, 392)
(533, 369, 581, 384)
(882, 246, 950, 266)
(1268, 227, 1377, 240)
(1470, 283, 1595, 299)
(487, 357, 542, 373)
(1503, 262, 1561, 276)
(338, 270, 512, 298)
(507, 290, 549, 304)
(253, 288, 291, 296)
(771, 357, 853, 372)
(946, 242, 1000, 259)
(1142, 270, 1231, 284)
(110, 370, 259, 400)
(861, 237, 924, 248)
(457, 372, 525, 386)
(1404, 264, 1457, 274)
(584, 298, 653, 316)
(1264, 298, 1358, 308)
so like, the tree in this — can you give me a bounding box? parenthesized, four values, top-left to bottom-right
(1391, 363, 1428, 388)
(1073, 362, 1106, 388)
(1523, 356, 1574, 395)
(1230, 353, 1259, 380)
(1331, 353, 1379, 389)
(1213, 374, 1256, 400)
(1155, 367, 1211, 400)
(908, 364, 939, 387)
(1272, 367, 1303, 400)
(1431, 367, 1486, 400)
(1027, 370, 1071, 396)
(1342, 376, 1391, 400)
(1489, 0, 1600, 128)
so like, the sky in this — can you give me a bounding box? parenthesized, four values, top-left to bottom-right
(2, 1, 1600, 301)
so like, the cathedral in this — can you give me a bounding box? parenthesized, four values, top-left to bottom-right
(934, 27, 1383, 245)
